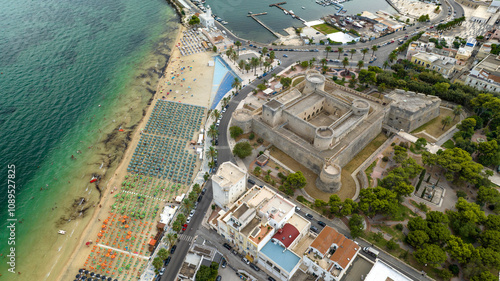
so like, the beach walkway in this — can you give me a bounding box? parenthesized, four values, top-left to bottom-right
(96, 243, 150, 260)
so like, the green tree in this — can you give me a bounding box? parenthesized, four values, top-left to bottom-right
(478, 247, 500, 269)
(470, 271, 497, 281)
(206, 146, 217, 162)
(153, 257, 163, 271)
(211, 109, 220, 121)
(478, 140, 500, 166)
(481, 230, 500, 251)
(453, 105, 463, 121)
(208, 124, 218, 140)
(284, 171, 307, 190)
(357, 60, 364, 71)
(383, 60, 389, 69)
(188, 15, 200, 26)
(253, 166, 262, 177)
(361, 48, 369, 61)
(393, 145, 408, 163)
(329, 194, 342, 214)
(280, 77, 292, 88)
(414, 244, 447, 266)
(166, 233, 176, 247)
(234, 41, 242, 56)
(408, 216, 427, 231)
(348, 214, 364, 238)
(434, 82, 450, 93)
(349, 49, 356, 59)
(233, 142, 252, 159)
(342, 57, 349, 73)
(229, 126, 244, 139)
(446, 235, 478, 264)
(325, 46, 332, 59)
(407, 230, 429, 248)
(232, 77, 241, 90)
(338, 47, 344, 59)
(371, 45, 378, 57)
(341, 198, 358, 216)
(415, 138, 427, 150)
(158, 248, 169, 260)
(359, 187, 398, 217)
(172, 220, 182, 232)
(358, 69, 376, 85)
(300, 60, 309, 68)
(441, 116, 452, 131)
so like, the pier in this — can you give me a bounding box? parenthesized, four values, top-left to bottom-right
(385, 0, 402, 14)
(269, 1, 305, 22)
(247, 13, 282, 38)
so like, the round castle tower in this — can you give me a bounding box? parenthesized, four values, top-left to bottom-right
(303, 70, 325, 94)
(352, 99, 370, 115)
(313, 126, 334, 151)
(316, 162, 342, 193)
(231, 109, 253, 134)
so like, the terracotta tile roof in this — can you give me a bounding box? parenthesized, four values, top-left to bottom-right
(329, 237, 359, 268)
(310, 226, 344, 255)
(272, 223, 300, 248)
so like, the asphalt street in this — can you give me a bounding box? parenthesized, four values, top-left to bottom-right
(161, 180, 213, 281)
(158, 1, 466, 280)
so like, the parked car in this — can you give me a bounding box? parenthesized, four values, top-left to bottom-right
(305, 213, 314, 220)
(223, 243, 232, 250)
(164, 256, 171, 266)
(248, 179, 256, 185)
(242, 257, 250, 265)
(221, 258, 227, 268)
(295, 206, 301, 212)
(283, 54, 288, 57)
(310, 226, 319, 233)
(268, 277, 276, 281)
(317, 221, 326, 227)
(232, 249, 238, 256)
(216, 276, 222, 281)
(170, 245, 177, 254)
(250, 263, 261, 271)
(159, 268, 165, 275)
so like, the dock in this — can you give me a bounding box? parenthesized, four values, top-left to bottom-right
(247, 13, 281, 38)
(269, 2, 305, 22)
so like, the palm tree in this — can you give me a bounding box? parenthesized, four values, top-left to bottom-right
(263, 61, 271, 72)
(349, 49, 356, 59)
(262, 47, 268, 57)
(177, 213, 186, 224)
(251, 57, 259, 75)
(371, 45, 378, 57)
(238, 60, 245, 70)
(357, 60, 364, 71)
(361, 48, 369, 61)
(245, 63, 251, 73)
(383, 60, 390, 69)
(325, 46, 332, 59)
(232, 77, 241, 90)
(235, 41, 242, 56)
(342, 57, 349, 73)
(338, 47, 343, 59)
(389, 52, 397, 63)
(166, 233, 176, 247)
(441, 116, 452, 130)
(208, 124, 218, 139)
(182, 199, 194, 214)
(321, 58, 328, 67)
(206, 146, 218, 162)
(208, 160, 216, 169)
(221, 97, 230, 108)
(269, 51, 275, 63)
(211, 109, 220, 121)
(453, 105, 463, 121)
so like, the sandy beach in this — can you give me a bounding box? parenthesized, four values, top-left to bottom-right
(56, 24, 217, 281)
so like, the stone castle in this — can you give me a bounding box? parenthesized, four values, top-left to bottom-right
(232, 70, 441, 193)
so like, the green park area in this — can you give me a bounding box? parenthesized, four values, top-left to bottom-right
(312, 23, 340, 34)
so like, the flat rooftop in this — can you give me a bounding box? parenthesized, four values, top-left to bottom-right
(364, 260, 413, 281)
(286, 93, 324, 116)
(213, 162, 246, 187)
(266, 99, 284, 110)
(241, 217, 262, 237)
(261, 241, 301, 273)
(386, 90, 439, 113)
(260, 194, 295, 222)
(308, 112, 338, 127)
(276, 88, 303, 105)
(287, 213, 310, 234)
(246, 186, 275, 207)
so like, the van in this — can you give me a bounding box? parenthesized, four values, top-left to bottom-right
(248, 179, 256, 185)
(363, 247, 379, 258)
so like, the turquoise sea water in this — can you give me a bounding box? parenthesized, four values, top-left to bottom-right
(0, 0, 179, 277)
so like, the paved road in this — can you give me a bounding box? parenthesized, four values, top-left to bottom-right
(161, 180, 213, 281)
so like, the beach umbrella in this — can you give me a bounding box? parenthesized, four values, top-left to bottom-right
(90, 272, 95, 276)
(76, 274, 81, 278)
(79, 269, 84, 273)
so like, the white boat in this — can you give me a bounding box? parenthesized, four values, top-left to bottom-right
(289, 10, 294, 15)
(58, 230, 66, 235)
(284, 10, 288, 15)
(302, 6, 305, 9)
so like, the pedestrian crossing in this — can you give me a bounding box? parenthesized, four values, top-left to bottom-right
(179, 234, 194, 242)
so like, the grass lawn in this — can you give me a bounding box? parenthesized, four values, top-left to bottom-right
(442, 139, 455, 149)
(344, 133, 389, 173)
(411, 108, 459, 138)
(390, 203, 417, 221)
(312, 23, 340, 34)
(292, 76, 305, 87)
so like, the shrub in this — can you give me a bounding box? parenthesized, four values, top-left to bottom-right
(249, 132, 255, 140)
(257, 137, 264, 144)
(229, 126, 244, 139)
(395, 223, 404, 231)
(233, 142, 252, 159)
(449, 264, 459, 276)
(456, 190, 467, 198)
(253, 166, 262, 176)
(386, 239, 398, 250)
(382, 156, 389, 162)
